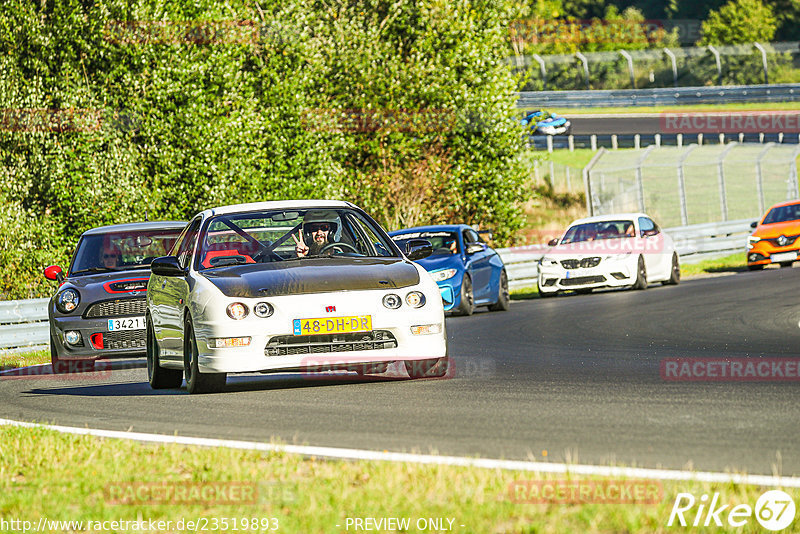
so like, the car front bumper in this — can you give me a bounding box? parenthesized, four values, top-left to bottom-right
(49, 316, 147, 361)
(538, 256, 637, 293)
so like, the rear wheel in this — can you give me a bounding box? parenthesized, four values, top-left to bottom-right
(184, 318, 226, 394)
(632, 256, 647, 290)
(453, 275, 474, 316)
(405, 357, 450, 378)
(147, 316, 182, 389)
(662, 253, 680, 285)
(488, 270, 510, 311)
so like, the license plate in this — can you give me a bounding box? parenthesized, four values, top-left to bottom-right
(293, 315, 372, 336)
(771, 252, 797, 263)
(107, 316, 146, 331)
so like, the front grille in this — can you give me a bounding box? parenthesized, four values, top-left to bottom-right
(561, 275, 606, 286)
(765, 235, 800, 247)
(560, 257, 601, 269)
(104, 330, 146, 350)
(543, 278, 558, 287)
(85, 298, 147, 318)
(265, 330, 398, 357)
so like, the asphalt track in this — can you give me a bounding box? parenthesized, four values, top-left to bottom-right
(569, 115, 664, 135)
(2, 268, 799, 476)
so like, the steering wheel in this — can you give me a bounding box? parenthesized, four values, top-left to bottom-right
(320, 242, 360, 255)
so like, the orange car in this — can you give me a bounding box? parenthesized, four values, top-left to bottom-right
(747, 199, 800, 270)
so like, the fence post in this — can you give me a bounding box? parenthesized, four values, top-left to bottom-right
(677, 145, 697, 226)
(663, 48, 678, 88)
(708, 45, 722, 86)
(565, 166, 571, 190)
(576, 52, 590, 90)
(568, 135, 575, 151)
(611, 134, 618, 150)
(532, 54, 547, 90)
(549, 160, 555, 184)
(619, 50, 635, 88)
(789, 146, 800, 199)
(755, 143, 774, 216)
(583, 147, 606, 216)
(635, 145, 656, 212)
(677, 133, 683, 148)
(717, 142, 737, 221)
(634, 134, 640, 149)
(591, 134, 597, 151)
(546, 135, 553, 153)
(753, 43, 769, 85)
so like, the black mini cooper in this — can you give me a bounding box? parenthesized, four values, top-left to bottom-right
(44, 221, 185, 372)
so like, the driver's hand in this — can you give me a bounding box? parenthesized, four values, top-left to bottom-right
(292, 231, 309, 257)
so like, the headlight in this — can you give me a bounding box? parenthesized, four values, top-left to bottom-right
(383, 294, 402, 309)
(226, 302, 249, 320)
(430, 269, 457, 282)
(254, 302, 274, 318)
(405, 291, 426, 308)
(55, 289, 80, 313)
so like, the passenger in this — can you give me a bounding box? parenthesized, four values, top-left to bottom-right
(100, 245, 121, 268)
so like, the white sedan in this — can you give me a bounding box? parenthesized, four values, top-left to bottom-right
(146, 200, 448, 393)
(537, 213, 680, 297)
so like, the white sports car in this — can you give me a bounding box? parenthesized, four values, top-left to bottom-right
(537, 213, 680, 297)
(146, 201, 448, 393)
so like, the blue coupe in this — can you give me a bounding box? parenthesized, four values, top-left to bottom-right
(389, 225, 509, 315)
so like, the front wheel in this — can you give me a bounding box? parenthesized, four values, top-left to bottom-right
(662, 253, 680, 285)
(183, 318, 226, 394)
(780, 262, 794, 268)
(632, 255, 647, 290)
(405, 357, 450, 378)
(147, 316, 182, 389)
(747, 264, 764, 271)
(488, 269, 510, 311)
(453, 275, 474, 316)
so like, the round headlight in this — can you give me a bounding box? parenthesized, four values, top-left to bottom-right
(56, 289, 80, 313)
(226, 302, 249, 320)
(254, 302, 274, 318)
(382, 294, 402, 309)
(405, 291, 426, 308)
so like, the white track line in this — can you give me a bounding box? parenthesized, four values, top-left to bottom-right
(1, 418, 798, 488)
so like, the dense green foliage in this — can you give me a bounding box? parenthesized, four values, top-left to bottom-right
(0, 0, 528, 299)
(699, 0, 777, 44)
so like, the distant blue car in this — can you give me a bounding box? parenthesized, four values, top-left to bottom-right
(389, 225, 509, 316)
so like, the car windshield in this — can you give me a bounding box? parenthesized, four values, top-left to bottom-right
(762, 204, 800, 224)
(70, 228, 183, 275)
(560, 220, 635, 244)
(391, 231, 459, 255)
(197, 208, 398, 270)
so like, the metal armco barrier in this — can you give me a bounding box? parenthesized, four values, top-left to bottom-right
(517, 84, 800, 109)
(0, 298, 49, 354)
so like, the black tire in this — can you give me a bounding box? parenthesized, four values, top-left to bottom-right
(147, 316, 183, 389)
(453, 275, 474, 316)
(747, 264, 764, 271)
(50, 333, 65, 374)
(780, 262, 794, 268)
(633, 255, 647, 290)
(183, 318, 226, 394)
(574, 288, 592, 295)
(405, 357, 450, 378)
(487, 269, 510, 311)
(662, 253, 680, 285)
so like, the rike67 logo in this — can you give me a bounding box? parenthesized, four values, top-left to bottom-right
(668, 490, 796, 531)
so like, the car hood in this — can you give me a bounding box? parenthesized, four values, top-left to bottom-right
(62, 270, 151, 293)
(414, 253, 461, 272)
(200, 257, 421, 298)
(753, 220, 800, 238)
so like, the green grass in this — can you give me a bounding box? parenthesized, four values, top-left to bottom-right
(0, 348, 49, 369)
(0, 425, 791, 533)
(538, 102, 800, 116)
(680, 253, 749, 277)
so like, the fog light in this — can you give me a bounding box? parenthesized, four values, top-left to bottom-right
(410, 323, 442, 335)
(254, 302, 273, 318)
(64, 330, 81, 345)
(211, 337, 251, 348)
(382, 294, 401, 309)
(405, 291, 426, 308)
(226, 303, 249, 320)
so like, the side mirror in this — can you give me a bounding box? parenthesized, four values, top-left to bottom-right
(44, 265, 64, 283)
(466, 243, 485, 254)
(477, 229, 494, 240)
(750, 221, 758, 229)
(405, 239, 433, 261)
(548, 238, 559, 247)
(151, 256, 186, 277)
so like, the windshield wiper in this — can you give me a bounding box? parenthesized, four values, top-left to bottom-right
(70, 267, 116, 275)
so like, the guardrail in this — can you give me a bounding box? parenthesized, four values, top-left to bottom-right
(517, 83, 800, 109)
(0, 298, 49, 354)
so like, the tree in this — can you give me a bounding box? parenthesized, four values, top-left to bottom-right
(700, 0, 777, 44)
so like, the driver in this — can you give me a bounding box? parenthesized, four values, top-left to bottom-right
(293, 210, 342, 257)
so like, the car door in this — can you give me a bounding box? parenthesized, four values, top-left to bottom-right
(638, 216, 669, 280)
(157, 217, 201, 361)
(463, 228, 492, 302)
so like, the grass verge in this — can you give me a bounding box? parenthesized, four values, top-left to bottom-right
(0, 348, 50, 369)
(0, 425, 792, 533)
(680, 253, 748, 277)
